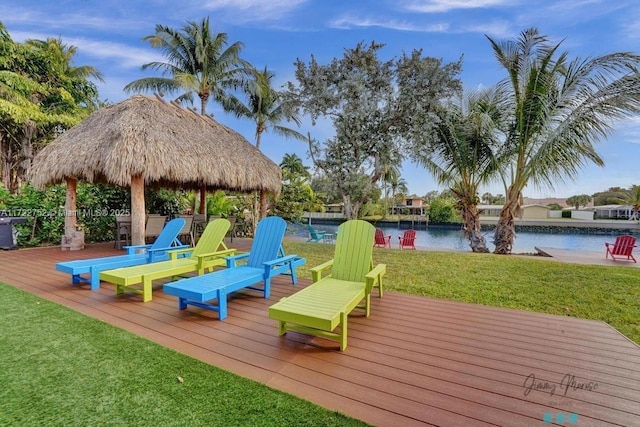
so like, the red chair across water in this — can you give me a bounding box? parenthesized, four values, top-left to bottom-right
(374, 229, 391, 248)
(398, 229, 417, 250)
(605, 235, 637, 263)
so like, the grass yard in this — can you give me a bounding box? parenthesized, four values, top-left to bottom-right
(283, 241, 640, 345)
(0, 283, 367, 427)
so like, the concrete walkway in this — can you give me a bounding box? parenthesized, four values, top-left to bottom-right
(535, 246, 639, 268)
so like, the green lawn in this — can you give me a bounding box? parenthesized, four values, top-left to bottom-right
(0, 283, 367, 427)
(283, 241, 640, 345)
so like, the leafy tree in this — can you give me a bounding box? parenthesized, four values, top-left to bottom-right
(309, 174, 341, 206)
(423, 190, 440, 204)
(427, 197, 456, 223)
(272, 153, 313, 220)
(145, 188, 189, 217)
(222, 67, 306, 220)
(411, 89, 503, 252)
(565, 194, 592, 210)
(547, 203, 563, 210)
(25, 37, 103, 109)
(489, 28, 640, 254)
(287, 41, 462, 219)
(124, 16, 248, 116)
(0, 23, 100, 192)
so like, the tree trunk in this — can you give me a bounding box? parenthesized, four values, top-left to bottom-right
(460, 203, 489, 253)
(342, 195, 354, 220)
(64, 178, 77, 236)
(0, 136, 10, 191)
(199, 187, 206, 214)
(130, 175, 146, 246)
(259, 190, 267, 219)
(493, 185, 521, 254)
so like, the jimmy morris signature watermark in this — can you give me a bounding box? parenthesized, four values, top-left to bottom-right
(523, 373, 599, 397)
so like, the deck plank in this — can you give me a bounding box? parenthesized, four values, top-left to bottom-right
(1, 240, 639, 427)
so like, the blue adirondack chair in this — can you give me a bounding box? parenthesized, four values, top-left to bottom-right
(56, 218, 187, 290)
(306, 225, 327, 242)
(163, 216, 306, 320)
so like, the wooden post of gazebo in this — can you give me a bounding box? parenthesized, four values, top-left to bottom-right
(130, 174, 146, 246)
(199, 186, 206, 214)
(61, 178, 84, 250)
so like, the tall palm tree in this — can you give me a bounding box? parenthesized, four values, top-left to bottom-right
(124, 16, 249, 116)
(489, 28, 640, 254)
(415, 90, 503, 252)
(224, 67, 306, 218)
(124, 16, 250, 213)
(381, 162, 401, 218)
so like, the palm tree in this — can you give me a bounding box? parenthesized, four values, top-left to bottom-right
(124, 16, 248, 116)
(381, 162, 401, 218)
(224, 67, 306, 219)
(124, 16, 250, 212)
(613, 185, 640, 221)
(390, 176, 408, 207)
(26, 37, 104, 83)
(414, 90, 502, 252)
(489, 28, 640, 254)
(280, 153, 310, 179)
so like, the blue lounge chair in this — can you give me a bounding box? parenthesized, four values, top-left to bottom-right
(163, 216, 306, 320)
(55, 218, 187, 290)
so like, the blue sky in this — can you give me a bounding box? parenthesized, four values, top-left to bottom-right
(3, 0, 640, 199)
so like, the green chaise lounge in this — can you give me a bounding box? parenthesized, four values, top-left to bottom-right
(269, 220, 385, 351)
(99, 218, 234, 302)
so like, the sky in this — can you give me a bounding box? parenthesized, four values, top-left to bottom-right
(3, 0, 640, 199)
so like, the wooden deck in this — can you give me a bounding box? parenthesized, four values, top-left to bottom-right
(1, 241, 639, 426)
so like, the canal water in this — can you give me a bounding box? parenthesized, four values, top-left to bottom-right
(297, 222, 635, 253)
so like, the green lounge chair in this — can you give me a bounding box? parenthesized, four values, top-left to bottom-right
(269, 220, 386, 351)
(99, 218, 234, 302)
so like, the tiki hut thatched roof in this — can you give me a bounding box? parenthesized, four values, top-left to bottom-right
(30, 95, 281, 193)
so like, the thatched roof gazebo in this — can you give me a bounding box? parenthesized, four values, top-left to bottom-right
(30, 95, 281, 246)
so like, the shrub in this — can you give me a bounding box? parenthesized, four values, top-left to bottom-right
(428, 197, 456, 223)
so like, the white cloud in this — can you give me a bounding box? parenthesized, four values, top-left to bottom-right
(203, 0, 308, 22)
(329, 15, 449, 32)
(0, 8, 149, 35)
(404, 0, 518, 13)
(9, 31, 162, 69)
(457, 20, 514, 38)
(616, 116, 640, 144)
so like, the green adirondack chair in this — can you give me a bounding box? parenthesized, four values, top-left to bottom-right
(99, 218, 235, 302)
(269, 219, 386, 351)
